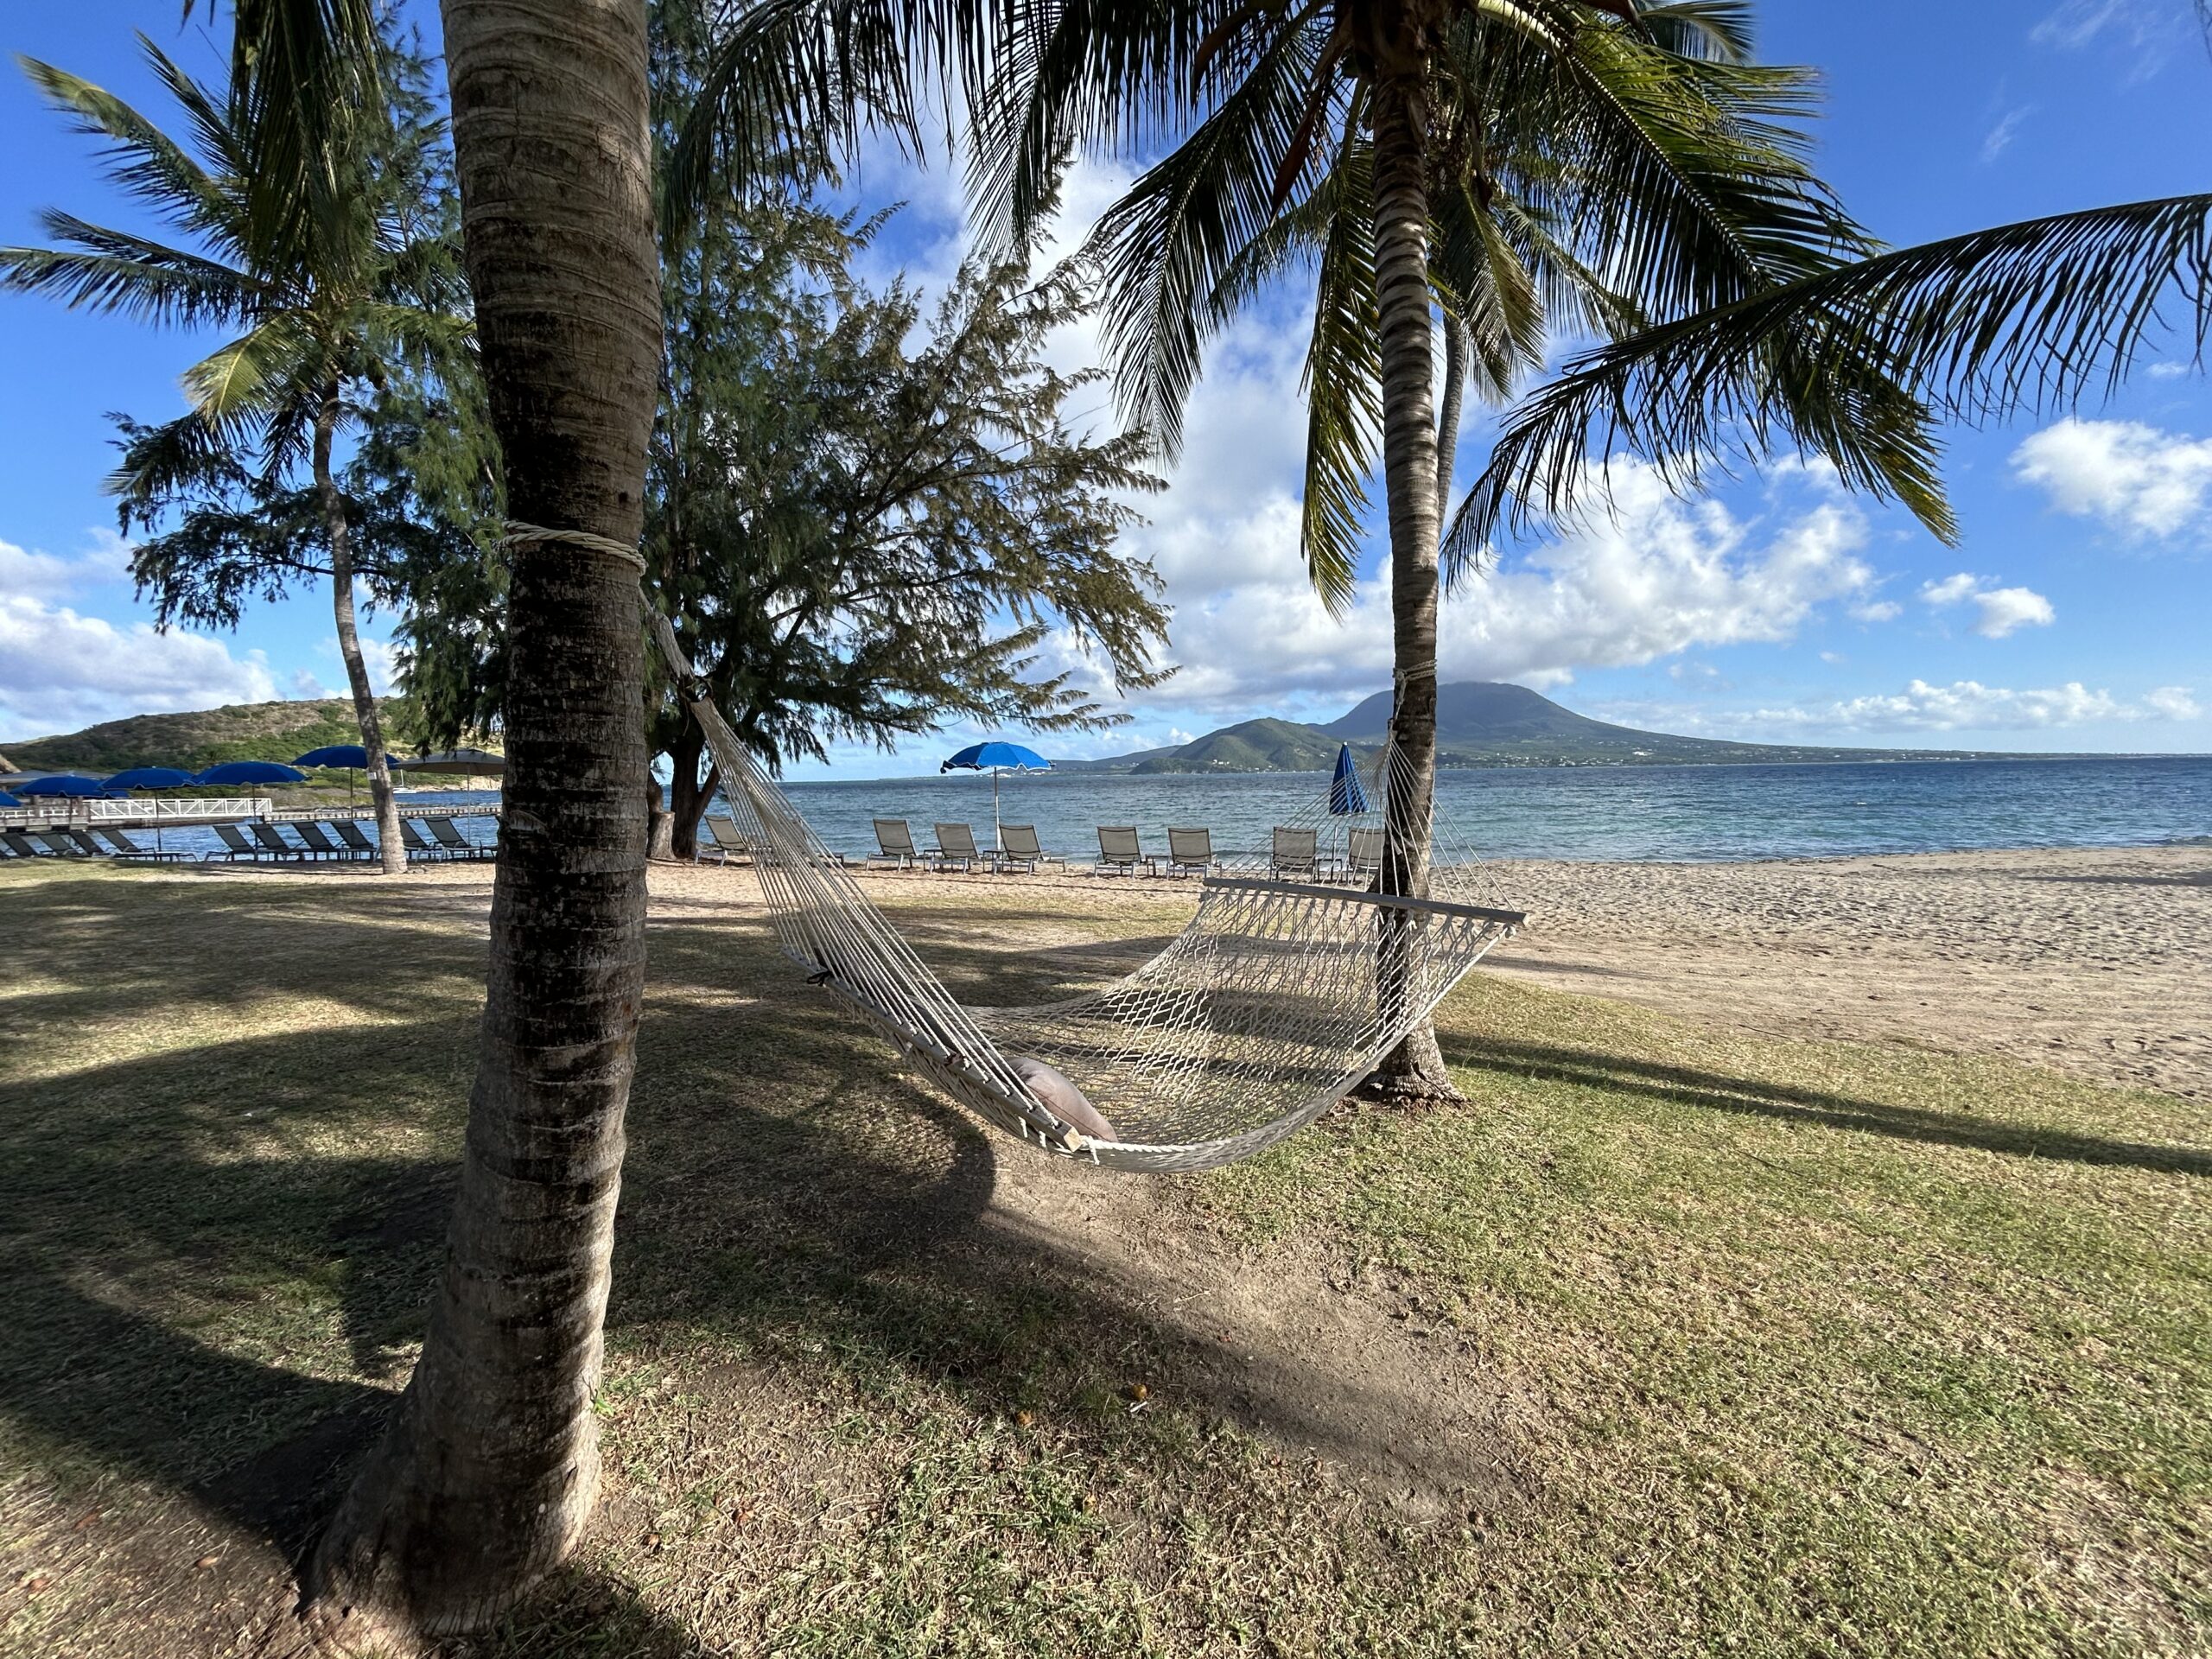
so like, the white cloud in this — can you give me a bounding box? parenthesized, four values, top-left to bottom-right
(1746, 678, 2191, 734)
(1819, 651, 1846, 664)
(1919, 571, 2057, 638)
(319, 635, 400, 697)
(2030, 0, 2181, 76)
(2012, 416, 2212, 537)
(2146, 361, 2193, 380)
(1980, 106, 2032, 162)
(1850, 599, 1903, 623)
(289, 668, 330, 698)
(0, 594, 276, 740)
(0, 531, 130, 601)
(1149, 459, 1884, 712)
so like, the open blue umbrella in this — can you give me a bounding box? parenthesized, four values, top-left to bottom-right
(0, 790, 22, 808)
(294, 744, 376, 769)
(16, 774, 111, 798)
(1327, 744, 1371, 815)
(195, 760, 308, 786)
(106, 766, 198, 790)
(941, 741, 1051, 850)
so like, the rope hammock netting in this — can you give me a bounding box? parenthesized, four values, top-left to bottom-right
(651, 615, 1524, 1173)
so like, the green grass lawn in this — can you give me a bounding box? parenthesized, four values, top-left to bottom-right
(0, 862, 2204, 1657)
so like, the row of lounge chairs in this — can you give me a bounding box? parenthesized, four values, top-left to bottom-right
(0, 817, 493, 864)
(854, 819, 1388, 880)
(202, 817, 493, 862)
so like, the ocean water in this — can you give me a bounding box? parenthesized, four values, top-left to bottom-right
(54, 758, 2211, 866)
(780, 755, 2212, 865)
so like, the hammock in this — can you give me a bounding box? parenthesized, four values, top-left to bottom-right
(652, 618, 1523, 1173)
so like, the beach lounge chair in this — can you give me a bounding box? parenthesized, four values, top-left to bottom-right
(1270, 826, 1319, 880)
(332, 821, 377, 856)
(1346, 825, 1384, 884)
(995, 823, 1057, 873)
(3, 827, 52, 857)
(931, 823, 982, 872)
(426, 817, 493, 860)
(292, 822, 356, 860)
(211, 823, 262, 861)
(249, 822, 317, 861)
(700, 816, 753, 865)
(63, 829, 112, 857)
(92, 826, 182, 861)
(1096, 825, 1145, 876)
(398, 819, 445, 860)
(870, 818, 922, 868)
(34, 830, 89, 857)
(1164, 826, 1217, 879)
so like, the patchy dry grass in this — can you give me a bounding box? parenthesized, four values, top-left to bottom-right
(0, 861, 2206, 1658)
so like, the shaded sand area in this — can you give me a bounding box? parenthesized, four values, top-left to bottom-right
(1, 849, 2206, 1657)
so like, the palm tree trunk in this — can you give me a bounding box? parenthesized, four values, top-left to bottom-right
(305, 0, 663, 1642)
(1436, 315, 1467, 520)
(1359, 56, 1461, 1103)
(315, 384, 408, 875)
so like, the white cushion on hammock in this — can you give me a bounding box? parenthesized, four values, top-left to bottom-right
(1006, 1054, 1117, 1147)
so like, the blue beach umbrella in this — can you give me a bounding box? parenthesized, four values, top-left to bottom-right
(195, 760, 308, 786)
(0, 790, 22, 808)
(106, 766, 198, 790)
(941, 741, 1051, 850)
(105, 766, 199, 852)
(16, 774, 111, 798)
(1327, 744, 1371, 816)
(294, 744, 376, 769)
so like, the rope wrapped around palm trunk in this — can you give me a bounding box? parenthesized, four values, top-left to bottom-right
(649, 613, 1522, 1173)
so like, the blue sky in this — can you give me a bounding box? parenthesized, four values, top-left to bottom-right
(2, 0, 2207, 774)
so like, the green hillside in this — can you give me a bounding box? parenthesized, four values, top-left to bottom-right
(1058, 681, 2018, 773)
(3, 699, 407, 774)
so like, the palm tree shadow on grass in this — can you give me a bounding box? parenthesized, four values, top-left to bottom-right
(1439, 1033, 2211, 1177)
(3, 902, 1512, 1653)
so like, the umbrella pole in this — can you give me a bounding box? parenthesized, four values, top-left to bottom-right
(994, 769, 1002, 852)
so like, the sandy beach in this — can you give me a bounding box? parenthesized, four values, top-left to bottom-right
(385, 837, 2211, 1101)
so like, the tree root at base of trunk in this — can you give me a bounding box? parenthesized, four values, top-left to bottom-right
(1352, 1020, 1465, 1107)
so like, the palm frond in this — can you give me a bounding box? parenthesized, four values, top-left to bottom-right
(207, 0, 386, 271)
(1297, 118, 1380, 614)
(1638, 1, 1754, 61)
(0, 216, 257, 327)
(1081, 14, 1337, 453)
(1455, 194, 2212, 558)
(181, 314, 323, 431)
(16, 52, 233, 238)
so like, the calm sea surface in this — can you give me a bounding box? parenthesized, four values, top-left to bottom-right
(779, 755, 2212, 864)
(85, 758, 2211, 865)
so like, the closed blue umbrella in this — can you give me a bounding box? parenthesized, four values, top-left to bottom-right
(195, 760, 308, 786)
(106, 766, 198, 790)
(941, 741, 1052, 851)
(1327, 744, 1371, 815)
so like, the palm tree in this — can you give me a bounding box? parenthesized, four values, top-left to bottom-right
(972, 1, 1948, 1094)
(0, 40, 472, 875)
(296, 0, 666, 1640)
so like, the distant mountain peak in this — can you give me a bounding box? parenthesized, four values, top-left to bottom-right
(1053, 680, 2010, 773)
